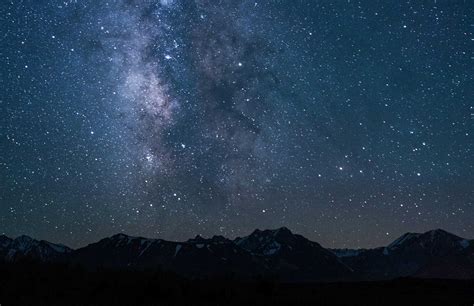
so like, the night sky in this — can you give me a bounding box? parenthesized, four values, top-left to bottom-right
(1, 0, 473, 249)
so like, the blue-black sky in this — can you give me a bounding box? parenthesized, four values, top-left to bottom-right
(1, 0, 473, 248)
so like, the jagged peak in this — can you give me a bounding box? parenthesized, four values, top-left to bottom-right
(106, 233, 159, 248)
(387, 229, 466, 252)
(187, 234, 206, 243)
(273, 226, 293, 235)
(106, 233, 137, 246)
(11, 235, 37, 248)
(388, 232, 420, 249)
(422, 228, 462, 241)
(111, 233, 131, 239)
(14, 235, 35, 242)
(248, 227, 294, 237)
(235, 227, 301, 253)
(187, 234, 230, 244)
(428, 228, 449, 235)
(211, 235, 228, 243)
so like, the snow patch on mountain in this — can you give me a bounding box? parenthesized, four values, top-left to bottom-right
(459, 239, 470, 249)
(174, 244, 182, 257)
(263, 241, 281, 255)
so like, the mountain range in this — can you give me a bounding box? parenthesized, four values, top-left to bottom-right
(1, 228, 473, 281)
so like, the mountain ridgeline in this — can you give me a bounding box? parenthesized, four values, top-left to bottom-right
(1, 228, 473, 281)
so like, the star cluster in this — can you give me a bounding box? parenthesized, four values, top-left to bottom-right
(1, 0, 472, 248)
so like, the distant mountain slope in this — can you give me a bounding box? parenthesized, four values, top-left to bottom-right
(68, 233, 264, 278)
(0, 235, 71, 262)
(2, 228, 472, 281)
(68, 227, 350, 280)
(235, 227, 352, 281)
(331, 229, 474, 280)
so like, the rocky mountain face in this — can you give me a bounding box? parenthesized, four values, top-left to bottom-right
(235, 227, 352, 281)
(66, 228, 351, 280)
(0, 235, 71, 262)
(1, 228, 472, 281)
(332, 229, 474, 280)
(67, 233, 265, 278)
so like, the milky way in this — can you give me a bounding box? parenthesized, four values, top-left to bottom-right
(1, 0, 473, 248)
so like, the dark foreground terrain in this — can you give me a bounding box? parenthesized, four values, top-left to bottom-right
(0, 262, 472, 306)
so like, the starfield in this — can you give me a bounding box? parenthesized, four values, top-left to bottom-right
(1, 0, 472, 305)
